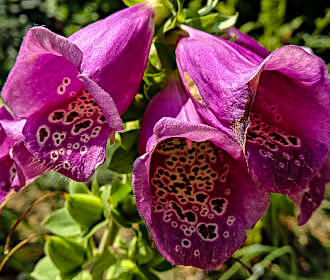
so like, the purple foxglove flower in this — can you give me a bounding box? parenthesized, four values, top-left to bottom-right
(133, 76, 269, 269)
(1, 3, 154, 181)
(0, 106, 46, 206)
(176, 26, 330, 224)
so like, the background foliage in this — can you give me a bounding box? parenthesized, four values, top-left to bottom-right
(0, 0, 329, 279)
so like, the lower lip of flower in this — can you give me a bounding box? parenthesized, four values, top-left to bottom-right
(149, 137, 234, 251)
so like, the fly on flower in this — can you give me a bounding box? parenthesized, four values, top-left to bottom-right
(133, 76, 269, 269)
(176, 26, 330, 224)
(0, 3, 154, 182)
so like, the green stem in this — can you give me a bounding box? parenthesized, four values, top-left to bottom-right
(99, 220, 119, 253)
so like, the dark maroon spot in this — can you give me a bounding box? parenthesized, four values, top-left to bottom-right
(192, 167, 199, 173)
(264, 141, 277, 150)
(201, 164, 209, 171)
(185, 211, 196, 223)
(247, 131, 267, 141)
(304, 192, 311, 199)
(73, 120, 92, 133)
(268, 132, 289, 146)
(187, 148, 195, 154)
(198, 224, 217, 240)
(288, 136, 298, 146)
(196, 193, 208, 203)
(52, 111, 64, 121)
(183, 240, 190, 246)
(158, 190, 165, 196)
(39, 128, 49, 142)
(211, 199, 226, 214)
(172, 202, 185, 220)
(66, 111, 80, 123)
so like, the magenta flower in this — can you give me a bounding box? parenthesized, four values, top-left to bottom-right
(176, 26, 330, 224)
(0, 106, 46, 206)
(1, 3, 154, 181)
(133, 76, 269, 269)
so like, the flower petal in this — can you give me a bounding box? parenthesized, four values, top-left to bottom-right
(22, 87, 110, 181)
(0, 154, 15, 205)
(139, 76, 202, 154)
(245, 46, 330, 216)
(10, 141, 48, 190)
(2, 27, 83, 118)
(78, 74, 123, 132)
(0, 108, 16, 204)
(133, 137, 269, 269)
(152, 118, 242, 160)
(176, 26, 263, 144)
(222, 27, 270, 58)
(69, 3, 154, 115)
(296, 153, 330, 225)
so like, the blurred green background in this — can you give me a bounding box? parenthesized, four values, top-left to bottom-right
(0, 0, 329, 279)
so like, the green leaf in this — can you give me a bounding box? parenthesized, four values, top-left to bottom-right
(83, 220, 107, 240)
(184, 12, 238, 33)
(198, 0, 219, 16)
(211, 12, 238, 32)
(139, 266, 161, 280)
(135, 235, 154, 265)
(107, 259, 146, 280)
(66, 194, 104, 229)
(163, 15, 177, 33)
(43, 208, 81, 237)
(30, 256, 60, 280)
(111, 208, 133, 228)
(70, 271, 92, 280)
(122, 0, 146, 7)
(120, 129, 139, 151)
(111, 178, 132, 208)
(91, 248, 117, 280)
(45, 236, 87, 276)
(121, 94, 147, 122)
(109, 146, 138, 174)
(68, 180, 90, 194)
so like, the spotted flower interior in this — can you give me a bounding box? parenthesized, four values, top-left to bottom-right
(245, 71, 328, 224)
(23, 79, 109, 181)
(147, 137, 267, 269)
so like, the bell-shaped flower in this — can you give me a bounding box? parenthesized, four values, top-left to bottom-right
(0, 106, 47, 206)
(176, 26, 330, 224)
(132, 76, 269, 269)
(1, 3, 154, 181)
